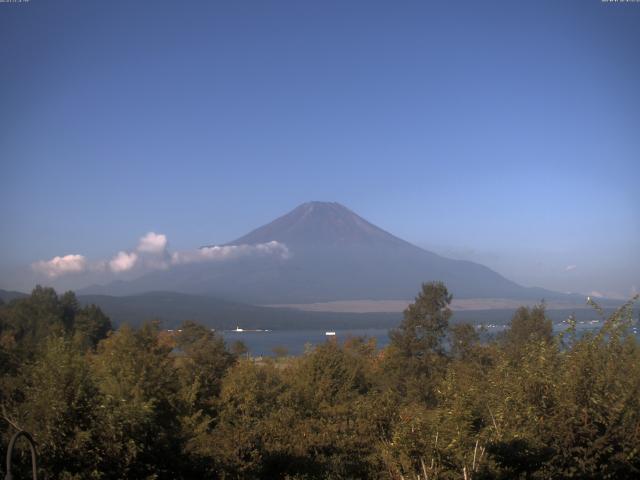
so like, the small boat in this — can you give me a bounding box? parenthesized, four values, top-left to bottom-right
(231, 326, 271, 333)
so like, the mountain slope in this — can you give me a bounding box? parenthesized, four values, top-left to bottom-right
(0, 289, 28, 303)
(82, 201, 561, 303)
(223, 202, 410, 249)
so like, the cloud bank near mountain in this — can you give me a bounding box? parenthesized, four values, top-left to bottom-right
(31, 232, 289, 279)
(137, 232, 168, 254)
(32, 254, 88, 278)
(109, 251, 139, 273)
(171, 241, 289, 265)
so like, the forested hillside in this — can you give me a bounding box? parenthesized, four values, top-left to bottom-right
(1, 284, 639, 479)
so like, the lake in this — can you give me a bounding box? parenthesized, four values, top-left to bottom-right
(220, 319, 635, 357)
(222, 328, 391, 356)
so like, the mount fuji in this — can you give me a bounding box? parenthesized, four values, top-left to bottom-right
(81, 202, 561, 304)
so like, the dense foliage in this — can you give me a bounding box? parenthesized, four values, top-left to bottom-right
(1, 283, 639, 479)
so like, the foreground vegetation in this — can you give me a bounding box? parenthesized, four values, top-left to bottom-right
(1, 283, 639, 479)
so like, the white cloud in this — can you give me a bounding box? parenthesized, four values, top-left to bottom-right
(32, 254, 87, 278)
(109, 251, 138, 273)
(30, 235, 290, 279)
(171, 241, 290, 265)
(564, 264, 577, 272)
(137, 232, 167, 254)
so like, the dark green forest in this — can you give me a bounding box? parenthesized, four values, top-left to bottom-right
(1, 283, 639, 479)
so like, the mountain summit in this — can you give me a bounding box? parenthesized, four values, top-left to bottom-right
(223, 202, 409, 249)
(83, 202, 558, 303)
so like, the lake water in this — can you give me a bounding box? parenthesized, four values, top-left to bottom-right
(222, 328, 391, 356)
(220, 320, 637, 357)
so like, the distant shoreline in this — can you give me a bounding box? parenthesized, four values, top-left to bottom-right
(264, 297, 608, 314)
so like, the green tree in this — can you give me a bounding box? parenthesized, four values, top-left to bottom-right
(175, 320, 235, 412)
(0, 287, 111, 356)
(230, 339, 249, 357)
(450, 323, 480, 361)
(544, 298, 640, 478)
(90, 322, 184, 479)
(390, 282, 452, 358)
(72, 304, 112, 349)
(385, 281, 452, 404)
(60, 290, 80, 331)
(285, 341, 381, 478)
(503, 304, 553, 358)
(172, 321, 236, 476)
(212, 359, 290, 479)
(10, 336, 102, 479)
(1, 286, 66, 357)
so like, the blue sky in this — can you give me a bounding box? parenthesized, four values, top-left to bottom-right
(1, 0, 638, 297)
